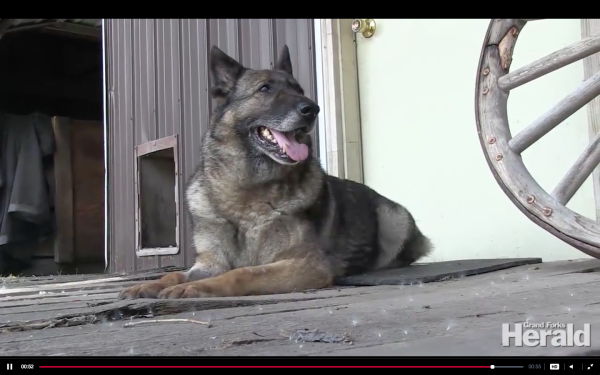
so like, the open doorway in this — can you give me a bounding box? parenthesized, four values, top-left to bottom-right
(0, 19, 105, 276)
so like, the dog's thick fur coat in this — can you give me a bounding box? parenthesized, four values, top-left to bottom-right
(119, 45, 432, 299)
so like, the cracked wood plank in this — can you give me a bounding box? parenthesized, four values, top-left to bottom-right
(0, 288, 368, 332)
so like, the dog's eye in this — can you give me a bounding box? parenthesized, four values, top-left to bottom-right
(259, 84, 271, 93)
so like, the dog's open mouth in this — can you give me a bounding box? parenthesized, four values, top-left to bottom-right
(255, 126, 309, 163)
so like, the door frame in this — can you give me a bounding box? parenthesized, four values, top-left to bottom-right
(581, 19, 600, 221)
(101, 19, 110, 269)
(313, 19, 364, 183)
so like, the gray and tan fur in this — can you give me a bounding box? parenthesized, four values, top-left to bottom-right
(119, 45, 432, 299)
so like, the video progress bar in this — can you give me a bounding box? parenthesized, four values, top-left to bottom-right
(37, 366, 526, 370)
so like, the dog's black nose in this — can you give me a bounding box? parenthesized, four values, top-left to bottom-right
(297, 101, 320, 118)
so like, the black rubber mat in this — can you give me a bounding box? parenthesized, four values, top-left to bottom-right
(334, 258, 542, 286)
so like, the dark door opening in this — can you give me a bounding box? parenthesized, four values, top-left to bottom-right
(0, 21, 105, 276)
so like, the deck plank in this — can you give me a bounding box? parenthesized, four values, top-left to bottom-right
(0, 259, 598, 356)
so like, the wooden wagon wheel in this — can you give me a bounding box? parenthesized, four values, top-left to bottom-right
(475, 19, 600, 259)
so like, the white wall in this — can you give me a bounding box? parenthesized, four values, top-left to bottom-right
(356, 19, 595, 262)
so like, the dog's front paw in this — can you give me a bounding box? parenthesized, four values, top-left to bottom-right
(158, 282, 212, 299)
(118, 282, 167, 299)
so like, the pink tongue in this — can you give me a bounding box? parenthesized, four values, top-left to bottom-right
(269, 129, 309, 161)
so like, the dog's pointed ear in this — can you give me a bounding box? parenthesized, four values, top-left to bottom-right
(274, 45, 293, 76)
(210, 45, 244, 100)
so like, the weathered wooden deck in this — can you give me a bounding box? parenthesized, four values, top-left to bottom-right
(1, 259, 599, 356)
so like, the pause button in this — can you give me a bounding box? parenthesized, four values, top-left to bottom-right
(7, 363, 13, 370)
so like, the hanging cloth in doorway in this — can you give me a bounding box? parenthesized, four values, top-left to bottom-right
(0, 111, 55, 272)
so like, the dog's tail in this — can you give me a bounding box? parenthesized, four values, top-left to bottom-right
(375, 196, 433, 269)
(397, 224, 433, 267)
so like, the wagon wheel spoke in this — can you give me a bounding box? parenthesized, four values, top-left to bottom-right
(475, 19, 600, 259)
(508, 71, 600, 154)
(498, 32, 600, 92)
(551, 132, 600, 205)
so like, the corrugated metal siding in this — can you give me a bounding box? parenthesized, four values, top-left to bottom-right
(105, 19, 318, 273)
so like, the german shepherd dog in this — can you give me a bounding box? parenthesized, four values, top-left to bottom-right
(118, 45, 432, 300)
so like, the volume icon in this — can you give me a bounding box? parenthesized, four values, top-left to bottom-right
(7, 363, 13, 370)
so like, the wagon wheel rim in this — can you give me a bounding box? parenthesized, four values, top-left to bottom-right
(474, 19, 600, 259)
